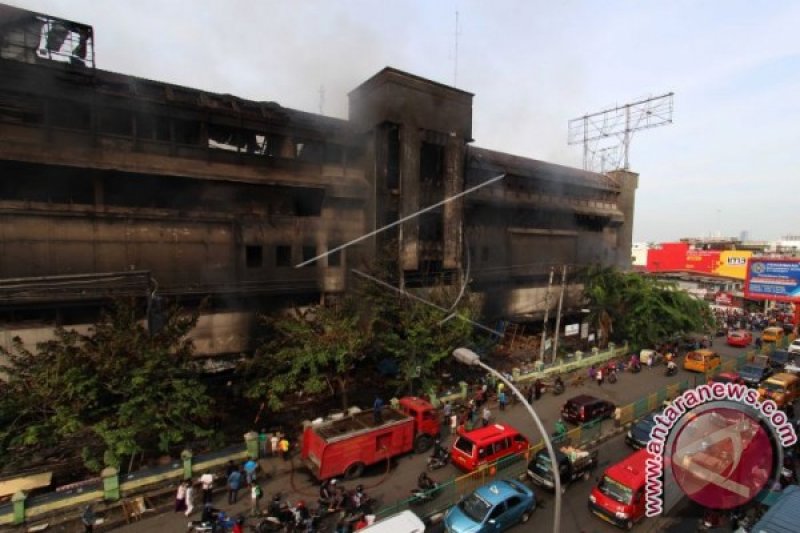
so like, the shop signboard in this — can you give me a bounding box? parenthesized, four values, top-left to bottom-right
(744, 259, 800, 302)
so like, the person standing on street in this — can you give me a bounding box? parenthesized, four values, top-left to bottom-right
(534, 379, 543, 401)
(258, 428, 269, 458)
(200, 472, 214, 504)
(498, 389, 507, 410)
(81, 505, 95, 533)
(482, 405, 491, 427)
(184, 481, 195, 517)
(596, 367, 604, 386)
(250, 483, 263, 516)
(175, 480, 187, 512)
(228, 467, 242, 504)
(279, 435, 290, 461)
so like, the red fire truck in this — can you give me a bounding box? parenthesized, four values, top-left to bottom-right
(301, 396, 440, 480)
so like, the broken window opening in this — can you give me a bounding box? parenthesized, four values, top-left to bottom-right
(136, 114, 171, 142)
(245, 245, 263, 269)
(49, 100, 90, 130)
(302, 245, 317, 267)
(207, 123, 269, 154)
(324, 143, 344, 165)
(419, 212, 444, 242)
(98, 108, 132, 136)
(173, 118, 201, 145)
(420, 141, 444, 189)
(0, 94, 43, 125)
(296, 140, 325, 163)
(275, 245, 292, 267)
(327, 245, 342, 267)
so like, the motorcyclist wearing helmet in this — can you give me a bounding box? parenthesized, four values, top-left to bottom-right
(352, 485, 368, 511)
(432, 439, 448, 461)
(417, 472, 436, 491)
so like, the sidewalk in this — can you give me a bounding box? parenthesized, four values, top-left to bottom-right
(109, 454, 299, 533)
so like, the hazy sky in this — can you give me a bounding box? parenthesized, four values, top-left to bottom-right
(13, 0, 800, 242)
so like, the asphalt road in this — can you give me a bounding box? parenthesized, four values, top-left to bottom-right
(115, 339, 749, 532)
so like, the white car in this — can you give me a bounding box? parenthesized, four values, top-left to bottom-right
(789, 339, 800, 355)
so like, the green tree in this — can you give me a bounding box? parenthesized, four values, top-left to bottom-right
(0, 300, 213, 472)
(242, 296, 372, 411)
(582, 266, 713, 350)
(364, 281, 480, 395)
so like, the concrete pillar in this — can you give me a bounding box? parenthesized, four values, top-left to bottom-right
(11, 491, 26, 525)
(399, 126, 420, 272)
(607, 169, 639, 270)
(244, 431, 259, 460)
(181, 449, 193, 480)
(101, 466, 120, 501)
(443, 135, 465, 269)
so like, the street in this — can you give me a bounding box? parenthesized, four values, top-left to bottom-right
(116, 340, 747, 532)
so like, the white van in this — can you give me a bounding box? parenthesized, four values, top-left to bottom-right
(360, 510, 425, 532)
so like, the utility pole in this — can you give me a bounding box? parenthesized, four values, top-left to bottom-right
(551, 265, 568, 363)
(539, 267, 555, 363)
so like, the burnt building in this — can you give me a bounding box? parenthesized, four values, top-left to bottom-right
(0, 5, 638, 357)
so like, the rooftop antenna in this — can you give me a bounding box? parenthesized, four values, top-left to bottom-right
(568, 92, 674, 172)
(318, 84, 325, 115)
(453, 10, 461, 87)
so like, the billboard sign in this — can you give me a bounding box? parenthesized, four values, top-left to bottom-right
(565, 323, 580, 336)
(744, 259, 800, 302)
(646, 243, 751, 280)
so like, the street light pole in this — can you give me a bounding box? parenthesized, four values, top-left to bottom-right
(452, 348, 561, 533)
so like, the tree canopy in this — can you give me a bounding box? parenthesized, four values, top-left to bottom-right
(0, 300, 214, 472)
(242, 271, 480, 411)
(581, 266, 713, 350)
(242, 296, 372, 411)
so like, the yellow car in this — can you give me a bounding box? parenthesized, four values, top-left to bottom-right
(758, 373, 800, 408)
(683, 349, 721, 373)
(761, 327, 784, 343)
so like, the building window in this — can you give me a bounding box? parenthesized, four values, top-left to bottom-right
(302, 245, 317, 267)
(328, 245, 341, 267)
(276, 245, 291, 267)
(246, 245, 263, 268)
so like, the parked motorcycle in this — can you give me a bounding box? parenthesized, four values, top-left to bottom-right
(410, 473, 441, 506)
(427, 442, 449, 471)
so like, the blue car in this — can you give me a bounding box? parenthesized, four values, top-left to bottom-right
(625, 413, 657, 449)
(444, 479, 536, 533)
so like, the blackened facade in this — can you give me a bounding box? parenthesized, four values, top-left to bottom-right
(0, 6, 637, 356)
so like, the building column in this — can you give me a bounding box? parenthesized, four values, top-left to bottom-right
(443, 135, 465, 270)
(607, 169, 639, 270)
(399, 126, 420, 272)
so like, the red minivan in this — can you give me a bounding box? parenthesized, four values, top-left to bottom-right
(450, 423, 529, 472)
(588, 448, 648, 530)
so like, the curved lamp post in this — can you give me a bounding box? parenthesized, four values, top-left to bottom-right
(452, 347, 561, 533)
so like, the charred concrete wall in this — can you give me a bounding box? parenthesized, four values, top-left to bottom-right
(0, 10, 637, 352)
(349, 68, 471, 281)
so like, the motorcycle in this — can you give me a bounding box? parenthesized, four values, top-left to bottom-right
(552, 380, 565, 395)
(187, 509, 236, 533)
(629, 363, 642, 374)
(665, 365, 678, 377)
(427, 445, 449, 471)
